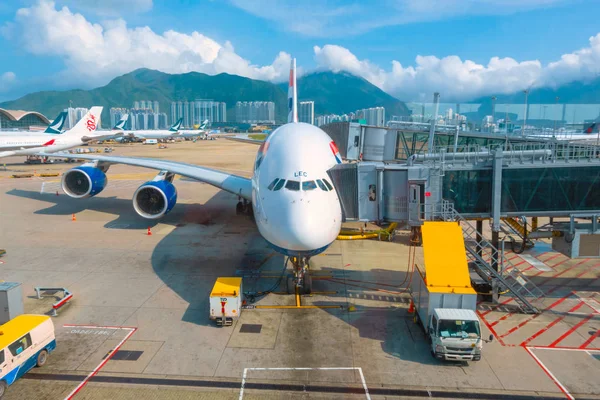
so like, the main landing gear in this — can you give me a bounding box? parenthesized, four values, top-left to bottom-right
(236, 199, 253, 217)
(286, 256, 312, 295)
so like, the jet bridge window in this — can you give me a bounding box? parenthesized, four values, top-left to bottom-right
(302, 181, 317, 191)
(285, 180, 300, 191)
(316, 179, 328, 191)
(322, 178, 334, 191)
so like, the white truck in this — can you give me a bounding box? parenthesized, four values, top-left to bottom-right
(411, 267, 492, 362)
(410, 222, 493, 362)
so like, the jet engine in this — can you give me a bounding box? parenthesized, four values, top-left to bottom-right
(61, 166, 107, 198)
(132, 176, 177, 219)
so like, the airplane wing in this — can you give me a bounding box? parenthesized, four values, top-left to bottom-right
(41, 153, 253, 200)
(226, 135, 264, 145)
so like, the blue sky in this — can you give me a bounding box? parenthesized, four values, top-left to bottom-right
(1, 0, 599, 102)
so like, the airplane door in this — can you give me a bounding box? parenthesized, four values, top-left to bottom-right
(408, 182, 425, 223)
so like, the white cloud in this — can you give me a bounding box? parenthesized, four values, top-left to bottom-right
(314, 38, 600, 101)
(231, 0, 569, 37)
(4, 1, 291, 89)
(0, 71, 16, 92)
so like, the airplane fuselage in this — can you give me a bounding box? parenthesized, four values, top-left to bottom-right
(251, 122, 342, 257)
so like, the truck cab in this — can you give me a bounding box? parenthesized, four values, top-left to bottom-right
(428, 308, 490, 361)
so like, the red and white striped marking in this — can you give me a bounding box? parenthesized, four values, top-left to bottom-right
(62, 324, 137, 400)
(53, 293, 73, 309)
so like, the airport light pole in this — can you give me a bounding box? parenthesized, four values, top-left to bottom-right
(553, 96, 559, 135)
(491, 96, 496, 133)
(522, 89, 529, 136)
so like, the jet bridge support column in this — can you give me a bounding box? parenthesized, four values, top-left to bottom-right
(490, 149, 503, 302)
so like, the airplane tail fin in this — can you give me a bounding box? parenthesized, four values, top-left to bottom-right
(63, 106, 102, 136)
(169, 118, 183, 132)
(287, 58, 298, 123)
(44, 111, 68, 134)
(112, 114, 129, 130)
(200, 119, 210, 129)
(583, 122, 597, 134)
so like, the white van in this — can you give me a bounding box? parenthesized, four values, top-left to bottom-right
(0, 315, 56, 398)
(144, 139, 158, 145)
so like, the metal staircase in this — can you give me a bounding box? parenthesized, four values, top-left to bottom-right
(501, 217, 535, 250)
(436, 201, 544, 314)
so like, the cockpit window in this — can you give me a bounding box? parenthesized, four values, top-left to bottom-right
(285, 180, 300, 191)
(273, 179, 285, 191)
(322, 178, 334, 191)
(302, 181, 317, 191)
(268, 178, 279, 190)
(316, 179, 328, 191)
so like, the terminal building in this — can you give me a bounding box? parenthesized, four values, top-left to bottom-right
(0, 108, 49, 131)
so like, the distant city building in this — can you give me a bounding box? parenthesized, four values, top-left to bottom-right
(315, 112, 355, 126)
(133, 101, 140, 110)
(235, 101, 275, 124)
(298, 101, 314, 125)
(63, 107, 89, 129)
(170, 100, 226, 127)
(355, 107, 385, 126)
(445, 108, 454, 120)
(129, 109, 168, 130)
(153, 101, 159, 114)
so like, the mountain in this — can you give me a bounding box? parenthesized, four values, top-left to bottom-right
(294, 71, 410, 117)
(0, 69, 287, 126)
(472, 77, 600, 105)
(0, 69, 410, 126)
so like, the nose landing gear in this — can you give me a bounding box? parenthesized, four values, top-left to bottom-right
(286, 256, 312, 295)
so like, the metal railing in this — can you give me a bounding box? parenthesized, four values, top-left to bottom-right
(434, 200, 543, 314)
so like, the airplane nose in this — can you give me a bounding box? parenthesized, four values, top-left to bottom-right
(271, 200, 339, 252)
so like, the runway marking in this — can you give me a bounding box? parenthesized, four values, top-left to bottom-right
(239, 367, 370, 400)
(62, 324, 137, 400)
(523, 347, 574, 400)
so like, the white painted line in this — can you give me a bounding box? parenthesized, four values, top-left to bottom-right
(524, 347, 574, 400)
(518, 255, 553, 271)
(62, 324, 137, 400)
(239, 367, 370, 400)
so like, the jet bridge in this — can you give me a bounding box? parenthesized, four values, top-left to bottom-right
(326, 123, 600, 257)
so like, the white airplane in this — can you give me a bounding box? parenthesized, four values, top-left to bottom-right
(124, 118, 183, 140)
(0, 107, 122, 158)
(40, 59, 342, 294)
(178, 119, 211, 140)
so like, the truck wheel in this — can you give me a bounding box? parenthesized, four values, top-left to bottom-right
(36, 349, 48, 367)
(0, 380, 7, 397)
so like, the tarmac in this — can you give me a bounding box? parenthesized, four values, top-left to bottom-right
(0, 140, 598, 399)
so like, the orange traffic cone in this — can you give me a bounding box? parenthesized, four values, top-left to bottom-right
(71, 213, 76, 221)
(147, 227, 152, 236)
(408, 300, 414, 313)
